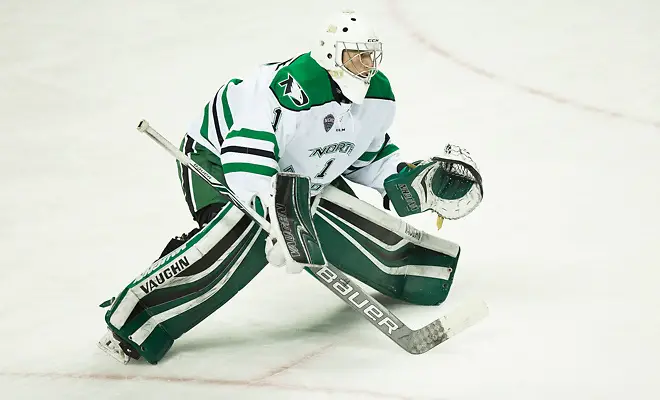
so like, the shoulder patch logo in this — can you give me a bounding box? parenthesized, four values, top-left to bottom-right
(278, 73, 309, 107)
(323, 114, 335, 132)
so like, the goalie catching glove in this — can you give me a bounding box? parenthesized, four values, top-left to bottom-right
(384, 144, 483, 220)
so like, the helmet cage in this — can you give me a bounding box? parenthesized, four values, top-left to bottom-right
(335, 41, 383, 83)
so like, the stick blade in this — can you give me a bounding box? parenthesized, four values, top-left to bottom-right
(405, 299, 489, 354)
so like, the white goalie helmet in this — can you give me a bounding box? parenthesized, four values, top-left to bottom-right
(310, 10, 383, 104)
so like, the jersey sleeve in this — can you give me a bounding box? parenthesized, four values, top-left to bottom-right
(219, 75, 284, 203)
(343, 132, 402, 195)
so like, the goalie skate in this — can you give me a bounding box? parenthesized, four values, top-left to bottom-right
(97, 329, 139, 364)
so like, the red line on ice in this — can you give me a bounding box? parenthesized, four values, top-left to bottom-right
(387, 0, 660, 130)
(0, 370, 422, 400)
(252, 343, 335, 381)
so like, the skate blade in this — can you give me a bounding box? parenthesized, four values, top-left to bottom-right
(97, 332, 131, 365)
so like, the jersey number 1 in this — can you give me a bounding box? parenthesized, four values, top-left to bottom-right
(272, 108, 282, 131)
(315, 158, 335, 179)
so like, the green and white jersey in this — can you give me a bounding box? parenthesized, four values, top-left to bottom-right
(186, 52, 400, 202)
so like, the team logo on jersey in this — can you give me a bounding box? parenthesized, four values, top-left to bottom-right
(309, 141, 355, 158)
(278, 73, 309, 107)
(323, 114, 335, 132)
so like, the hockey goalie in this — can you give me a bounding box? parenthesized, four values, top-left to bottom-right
(98, 9, 484, 364)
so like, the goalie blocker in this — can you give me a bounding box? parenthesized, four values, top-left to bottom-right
(101, 140, 462, 364)
(264, 172, 328, 272)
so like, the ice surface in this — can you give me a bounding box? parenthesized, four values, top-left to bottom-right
(1, 0, 659, 398)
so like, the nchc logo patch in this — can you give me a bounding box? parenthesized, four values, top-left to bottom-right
(323, 114, 335, 132)
(278, 73, 309, 107)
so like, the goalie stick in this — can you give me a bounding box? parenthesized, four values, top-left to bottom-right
(136, 119, 488, 354)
